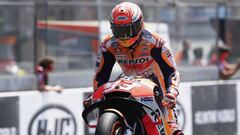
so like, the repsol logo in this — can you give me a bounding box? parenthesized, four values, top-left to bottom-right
(117, 57, 150, 65)
(28, 104, 77, 135)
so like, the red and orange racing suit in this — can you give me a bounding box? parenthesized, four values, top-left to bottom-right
(93, 29, 181, 132)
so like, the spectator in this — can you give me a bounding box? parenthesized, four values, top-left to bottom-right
(208, 46, 218, 66)
(217, 43, 240, 79)
(35, 57, 63, 92)
(174, 39, 191, 65)
(192, 47, 206, 66)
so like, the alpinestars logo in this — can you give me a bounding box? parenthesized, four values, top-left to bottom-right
(28, 104, 77, 135)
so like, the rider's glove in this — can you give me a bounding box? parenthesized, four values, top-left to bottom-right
(162, 88, 179, 109)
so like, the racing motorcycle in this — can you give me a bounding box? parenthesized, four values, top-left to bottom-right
(82, 76, 172, 135)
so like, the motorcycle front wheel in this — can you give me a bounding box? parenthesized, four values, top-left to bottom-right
(95, 112, 125, 135)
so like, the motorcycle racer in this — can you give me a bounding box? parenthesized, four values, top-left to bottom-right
(92, 2, 183, 135)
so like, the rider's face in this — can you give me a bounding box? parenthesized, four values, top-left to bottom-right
(118, 35, 140, 48)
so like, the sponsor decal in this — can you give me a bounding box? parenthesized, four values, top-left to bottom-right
(117, 57, 150, 65)
(115, 55, 127, 60)
(150, 108, 165, 133)
(137, 68, 154, 78)
(28, 104, 77, 135)
(141, 96, 154, 102)
(139, 47, 150, 57)
(111, 42, 119, 49)
(0, 96, 19, 135)
(164, 50, 172, 57)
(117, 16, 128, 20)
(192, 84, 237, 135)
(141, 47, 149, 51)
(103, 82, 114, 90)
(115, 48, 123, 54)
(139, 52, 149, 57)
(157, 38, 166, 47)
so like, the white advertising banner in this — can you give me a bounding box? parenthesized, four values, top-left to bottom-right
(0, 83, 192, 135)
(15, 85, 192, 135)
(1, 79, 239, 135)
(237, 81, 240, 135)
(18, 87, 92, 135)
(177, 82, 192, 135)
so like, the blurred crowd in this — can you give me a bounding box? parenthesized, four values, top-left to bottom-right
(174, 39, 240, 79)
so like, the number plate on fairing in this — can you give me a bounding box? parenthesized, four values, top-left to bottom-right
(103, 79, 139, 93)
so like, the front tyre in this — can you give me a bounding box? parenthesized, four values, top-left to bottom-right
(95, 112, 125, 135)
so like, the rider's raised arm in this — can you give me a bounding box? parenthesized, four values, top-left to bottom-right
(93, 37, 116, 91)
(150, 36, 180, 93)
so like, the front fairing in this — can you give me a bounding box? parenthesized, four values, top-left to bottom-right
(92, 77, 157, 100)
(82, 97, 161, 126)
(83, 77, 165, 133)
